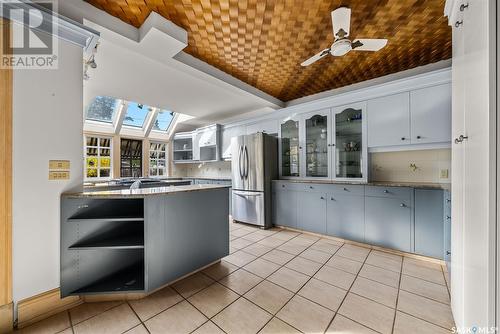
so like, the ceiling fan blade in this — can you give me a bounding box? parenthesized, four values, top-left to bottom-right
(331, 7, 351, 40)
(352, 39, 388, 51)
(301, 48, 331, 66)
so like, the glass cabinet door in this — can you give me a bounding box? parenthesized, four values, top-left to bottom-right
(280, 119, 300, 177)
(334, 107, 363, 179)
(305, 113, 329, 177)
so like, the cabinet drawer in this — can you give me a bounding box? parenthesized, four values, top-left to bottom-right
(329, 184, 365, 196)
(365, 186, 412, 200)
(272, 181, 303, 192)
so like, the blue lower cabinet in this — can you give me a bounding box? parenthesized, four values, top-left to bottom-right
(327, 194, 364, 242)
(297, 192, 327, 234)
(365, 196, 412, 252)
(414, 189, 444, 259)
(274, 190, 297, 228)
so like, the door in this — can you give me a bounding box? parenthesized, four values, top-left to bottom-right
(365, 196, 412, 252)
(302, 110, 331, 178)
(245, 133, 265, 192)
(414, 189, 444, 259)
(279, 117, 301, 177)
(231, 136, 246, 190)
(410, 83, 452, 144)
(274, 189, 297, 228)
(367, 92, 410, 147)
(297, 192, 327, 234)
(327, 193, 364, 242)
(332, 103, 367, 182)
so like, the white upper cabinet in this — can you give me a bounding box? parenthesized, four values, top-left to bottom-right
(246, 119, 278, 135)
(221, 125, 246, 159)
(367, 92, 410, 147)
(410, 83, 452, 144)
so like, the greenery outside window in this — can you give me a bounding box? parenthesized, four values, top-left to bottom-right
(149, 142, 167, 177)
(85, 96, 119, 123)
(85, 136, 112, 179)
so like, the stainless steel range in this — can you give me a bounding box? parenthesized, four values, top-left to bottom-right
(231, 133, 277, 228)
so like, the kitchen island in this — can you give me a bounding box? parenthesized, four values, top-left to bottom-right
(60, 184, 230, 298)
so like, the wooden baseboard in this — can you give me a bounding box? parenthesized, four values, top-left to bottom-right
(0, 303, 13, 333)
(17, 288, 82, 329)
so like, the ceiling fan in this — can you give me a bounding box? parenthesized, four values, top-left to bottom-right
(301, 7, 388, 66)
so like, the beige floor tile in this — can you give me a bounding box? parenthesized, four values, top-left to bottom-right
(69, 301, 122, 325)
(242, 243, 273, 257)
(245, 280, 294, 314)
(298, 278, 347, 311)
(393, 311, 450, 334)
(326, 314, 379, 334)
(285, 256, 322, 276)
(254, 229, 279, 237)
(314, 266, 356, 290)
(57, 329, 73, 334)
(257, 236, 287, 248)
(273, 231, 300, 241)
(219, 269, 262, 294)
(371, 250, 403, 262)
(192, 321, 225, 334)
(351, 276, 399, 308)
(202, 261, 239, 281)
(309, 242, 341, 254)
(229, 245, 238, 254)
(326, 255, 363, 274)
(318, 238, 344, 246)
(124, 324, 149, 334)
(258, 317, 300, 334)
(243, 258, 281, 278)
(145, 300, 207, 334)
(74, 304, 140, 334)
(299, 248, 332, 264)
(336, 245, 370, 262)
(223, 250, 258, 267)
(261, 249, 295, 265)
(231, 228, 254, 237)
(267, 267, 310, 292)
(213, 298, 272, 334)
(17, 311, 71, 334)
(365, 253, 402, 272)
(188, 282, 239, 317)
(358, 263, 400, 288)
(338, 293, 395, 334)
(276, 295, 335, 334)
(402, 261, 446, 285)
(404, 257, 443, 271)
(129, 286, 183, 321)
(229, 234, 239, 241)
(288, 236, 317, 247)
(397, 290, 454, 329)
(277, 243, 308, 255)
(172, 272, 215, 298)
(400, 274, 450, 304)
(241, 232, 268, 242)
(231, 238, 254, 249)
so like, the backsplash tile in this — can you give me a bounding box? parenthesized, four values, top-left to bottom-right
(369, 149, 451, 183)
(172, 161, 232, 178)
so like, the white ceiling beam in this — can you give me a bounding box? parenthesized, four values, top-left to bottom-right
(143, 108, 159, 137)
(114, 100, 128, 134)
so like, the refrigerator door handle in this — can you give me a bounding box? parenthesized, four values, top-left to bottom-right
(238, 145, 244, 179)
(234, 191, 261, 197)
(244, 145, 249, 179)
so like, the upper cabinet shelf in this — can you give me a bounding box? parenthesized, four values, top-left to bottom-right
(173, 124, 221, 163)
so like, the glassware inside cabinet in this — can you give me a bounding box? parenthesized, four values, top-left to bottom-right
(305, 114, 328, 177)
(281, 119, 300, 177)
(335, 107, 363, 179)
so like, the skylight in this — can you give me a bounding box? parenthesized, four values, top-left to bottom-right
(85, 96, 118, 123)
(123, 102, 151, 128)
(153, 110, 175, 132)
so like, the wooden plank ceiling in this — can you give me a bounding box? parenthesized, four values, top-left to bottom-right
(85, 0, 451, 102)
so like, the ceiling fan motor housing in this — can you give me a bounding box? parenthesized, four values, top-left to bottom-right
(331, 39, 352, 56)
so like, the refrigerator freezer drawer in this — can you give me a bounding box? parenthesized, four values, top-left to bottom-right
(232, 190, 265, 227)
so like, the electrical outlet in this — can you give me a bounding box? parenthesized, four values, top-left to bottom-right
(440, 169, 449, 179)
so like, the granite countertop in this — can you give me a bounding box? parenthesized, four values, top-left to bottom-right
(273, 179, 450, 190)
(181, 176, 232, 181)
(63, 184, 231, 198)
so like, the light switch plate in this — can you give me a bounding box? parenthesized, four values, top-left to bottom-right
(440, 169, 449, 179)
(49, 171, 70, 180)
(49, 160, 70, 170)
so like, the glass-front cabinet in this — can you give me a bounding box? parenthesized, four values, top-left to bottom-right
(279, 104, 367, 182)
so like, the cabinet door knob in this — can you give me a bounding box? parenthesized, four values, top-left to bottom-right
(330, 197, 335, 201)
(310, 186, 314, 189)
(446, 251, 451, 255)
(343, 187, 348, 191)
(383, 189, 389, 193)
(320, 196, 325, 200)
(401, 137, 406, 141)
(446, 215, 451, 220)
(460, 3, 469, 11)
(455, 20, 463, 28)
(282, 185, 285, 188)
(400, 203, 406, 207)
(446, 199, 451, 203)
(416, 136, 422, 140)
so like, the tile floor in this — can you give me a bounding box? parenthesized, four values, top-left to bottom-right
(14, 222, 454, 334)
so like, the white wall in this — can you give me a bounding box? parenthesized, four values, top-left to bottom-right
(12, 40, 83, 302)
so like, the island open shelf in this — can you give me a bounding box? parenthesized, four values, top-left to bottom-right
(60, 184, 230, 298)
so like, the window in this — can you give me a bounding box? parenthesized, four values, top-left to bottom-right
(149, 142, 167, 177)
(85, 96, 119, 123)
(123, 102, 151, 128)
(121, 138, 143, 177)
(153, 111, 175, 132)
(85, 136, 112, 179)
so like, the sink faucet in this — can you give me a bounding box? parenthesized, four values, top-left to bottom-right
(130, 179, 141, 190)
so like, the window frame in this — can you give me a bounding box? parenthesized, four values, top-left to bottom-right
(149, 141, 168, 178)
(84, 135, 113, 181)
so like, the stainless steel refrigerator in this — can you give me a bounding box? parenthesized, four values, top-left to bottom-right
(231, 133, 277, 228)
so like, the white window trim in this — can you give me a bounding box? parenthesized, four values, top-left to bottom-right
(148, 141, 168, 178)
(84, 135, 113, 181)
